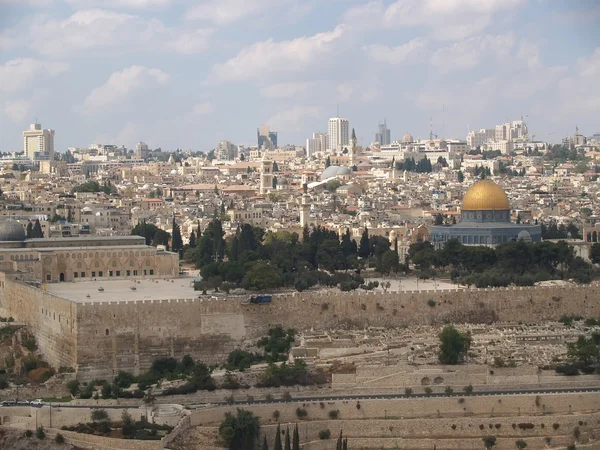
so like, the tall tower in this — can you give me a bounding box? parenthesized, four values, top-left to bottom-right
(328, 117, 349, 152)
(299, 176, 311, 227)
(349, 128, 358, 166)
(23, 122, 55, 161)
(260, 158, 274, 195)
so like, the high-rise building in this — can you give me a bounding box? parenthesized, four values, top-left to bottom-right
(375, 120, 391, 146)
(257, 125, 277, 151)
(306, 132, 328, 157)
(136, 141, 150, 160)
(23, 123, 55, 161)
(328, 117, 349, 152)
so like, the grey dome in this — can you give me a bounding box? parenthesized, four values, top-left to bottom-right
(320, 165, 353, 181)
(517, 230, 532, 242)
(0, 219, 26, 241)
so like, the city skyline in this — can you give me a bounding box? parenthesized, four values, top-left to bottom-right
(0, 0, 599, 152)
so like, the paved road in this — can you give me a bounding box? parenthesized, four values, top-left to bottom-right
(2, 386, 599, 410)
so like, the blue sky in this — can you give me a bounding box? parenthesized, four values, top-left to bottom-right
(0, 0, 599, 153)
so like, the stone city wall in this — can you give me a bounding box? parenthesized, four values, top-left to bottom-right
(2, 278, 600, 377)
(0, 273, 78, 370)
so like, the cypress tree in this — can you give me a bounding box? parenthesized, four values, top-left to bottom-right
(358, 227, 370, 258)
(274, 424, 282, 450)
(189, 230, 196, 248)
(262, 436, 269, 450)
(292, 424, 300, 450)
(171, 216, 183, 253)
(284, 426, 291, 450)
(342, 438, 348, 450)
(336, 431, 343, 450)
(32, 219, 43, 238)
(26, 221, 33, 238)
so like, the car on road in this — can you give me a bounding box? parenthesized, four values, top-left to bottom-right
(1, 399, 17, 406)
(17, 400, 30, 405)
(30, 399, 44, 407)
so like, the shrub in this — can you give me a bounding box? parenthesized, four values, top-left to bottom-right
(225, 394, 235, 405)
(246, 395, 254, 402)
(404, 387, 413, 396)
(91, 409, 109, 422)
(328, 409, 339, 419)
(272, 410, 280, 421)
(464, 384, 474, 395)
(553, 423, 560, 430)
(319, 429, 331, 440)
(458, 398, 465, 404)
(427, 299, 436, 307)
(424, 387, 433, 395)
(445, 386, 454, 395)
(67, 380, 80, 396)
(266, 393, 274, 401)
(518, 423, 534, 430)
(0, 377, 9, 390)
(296, 407, 308, 419)
(36, 427, 46, 440)
(282, 391, 292, 401)
(24, 430, 33, 438)
(356, 401, 361, 409)
(574, 426, 581, 441)
(55, 433, 65, 444)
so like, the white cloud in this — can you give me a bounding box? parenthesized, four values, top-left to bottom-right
(67, 0, 172, 8)
(1, 9, 212, 56)
(356, 0, 526, 40)
(209, 25, 345, 83)
(558, 47, 600, 114)
(0, 58, 68, 93)
(1, 99, 31, 122)
(260, 82, 313, 99)
(430, 33, 515, 72)
(186, 0, 279, 24)
(266, 106, 320, 132)
(364, 38, 426, 64)
(185, 102, 214, 121)
(83, 65, 169, 111)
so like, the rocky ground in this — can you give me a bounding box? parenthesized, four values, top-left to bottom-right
(0, 428, 81, 450)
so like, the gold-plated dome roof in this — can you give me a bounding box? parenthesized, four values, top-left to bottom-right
(462, 179, 510, 211)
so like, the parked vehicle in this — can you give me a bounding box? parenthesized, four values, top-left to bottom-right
(1, 399, 17, 406)
(248, 295, 272, 304)
(17, 400, 30, 405)
(30, 399, 44, 407)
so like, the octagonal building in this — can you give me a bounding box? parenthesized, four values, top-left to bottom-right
(430, 179, 541, 247)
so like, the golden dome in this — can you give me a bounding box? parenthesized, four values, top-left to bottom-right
(462, 179, 510, 211)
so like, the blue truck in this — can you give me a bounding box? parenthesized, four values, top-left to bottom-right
(248, 295, 272, 304)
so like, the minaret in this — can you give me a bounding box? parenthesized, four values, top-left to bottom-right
(260, 157, 274, 195)
(299, 176, 311, 227)
(350, 128, 358, 166)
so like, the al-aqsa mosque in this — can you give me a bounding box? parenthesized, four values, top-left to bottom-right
(430, 179, 541, 247)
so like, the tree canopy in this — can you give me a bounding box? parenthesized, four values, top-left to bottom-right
(219, 409, 260, 450)
(438, 325, 472, 365)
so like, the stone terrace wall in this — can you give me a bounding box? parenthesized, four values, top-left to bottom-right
(0, 274, 78, 369)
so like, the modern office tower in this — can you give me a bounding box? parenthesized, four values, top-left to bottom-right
(375, 120, 391, 145)
(328, 117, 349, 152)
(23, 123, 55, 161)
(257, 125, 278, 151)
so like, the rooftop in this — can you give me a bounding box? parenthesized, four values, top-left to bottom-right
(45, 276, 200, 303)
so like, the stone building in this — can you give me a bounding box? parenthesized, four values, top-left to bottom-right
(0, 219, 178, 283)
(430, 179, 541, 247)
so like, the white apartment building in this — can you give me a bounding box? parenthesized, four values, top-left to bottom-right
(466, 129, 495, 148)
(216, 140, 238, 161)
(483, 140, 515, 154)
(328, 117, 349, 152)
(136, 142, 150, 159)
(23, 123, 55, 161)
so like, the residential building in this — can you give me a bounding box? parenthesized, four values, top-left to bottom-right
(135, 142, 150, 160)
(216, 140, 238, 161)
(306, 132, 328, 157)
(23, 123, 55, 161)
(466, 129, 495, 149)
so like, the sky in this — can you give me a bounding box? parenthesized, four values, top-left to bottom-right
(0, 0, 599, 153)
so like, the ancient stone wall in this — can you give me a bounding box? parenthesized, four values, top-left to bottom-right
(0, 273, 78, 369)
(2, 277, 600, 378)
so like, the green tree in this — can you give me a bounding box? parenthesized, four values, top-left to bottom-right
(590, 243, 600, 264)
(274, 423, 283, 450)
(219, 409, 260, 450)
(438, 325, 472, 365)
(284, 426, 291, 450)
(358, 227, 370, 258)
(242, 261, 283, 290)
(189, 230, 196, 248)
(515, 440, 528, 449)
(325, 156, 331, 168)
(262, 436, 269, 450)
(171, 216, 183, 253)
(32, 219, 44, 238)
(482, 435, 497, 450)
(293, 424, 300, 450)
(26, 221, 33, 238)
(435, 213, 444, 225)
